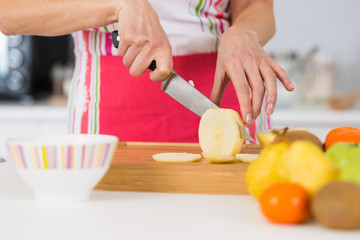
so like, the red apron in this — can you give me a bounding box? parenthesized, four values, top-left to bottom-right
(97, 52, 250, 143)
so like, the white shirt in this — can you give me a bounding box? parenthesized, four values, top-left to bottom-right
(90, 0, 231, 56)
(148, 0, 231, 55)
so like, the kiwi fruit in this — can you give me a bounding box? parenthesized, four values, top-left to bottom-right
(272, 130, 324, 150)
(311, 181, 360, 229)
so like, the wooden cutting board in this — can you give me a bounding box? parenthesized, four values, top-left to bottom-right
(95, 142, 262, 195)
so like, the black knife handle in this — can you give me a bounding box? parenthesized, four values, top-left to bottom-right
(111, 30, 157, 71)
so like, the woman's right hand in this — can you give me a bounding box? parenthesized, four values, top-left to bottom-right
(116, 0, 172, 82)
(0, 0, 172, 82)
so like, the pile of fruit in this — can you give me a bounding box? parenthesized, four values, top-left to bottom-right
(150, 108, 360, 230)
(247, 126, 360, 229)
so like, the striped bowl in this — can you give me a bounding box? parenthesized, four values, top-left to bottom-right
(6, 134, 118, 202)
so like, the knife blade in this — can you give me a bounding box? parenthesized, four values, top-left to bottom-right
(160, 72, 254, 141)
(111, 31, 254, 141)
(160, 71, 218, 117)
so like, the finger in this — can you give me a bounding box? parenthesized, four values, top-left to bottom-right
(269, 59, 294, 91)
(117, 33, 132, 57)
(226, 63, 253, 127)
(149, 52, 173, 82)
(122, 44, 142, 68)
(128, 48, 152, 78)
(243, 62, 265, 120)
(210, 64, 227, 106)
(260, 62, 277, 115)
(117, 43, 130, 57)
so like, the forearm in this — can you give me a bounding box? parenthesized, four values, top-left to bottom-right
(0, 0, 119, 36)
(230, 0, 275, 46)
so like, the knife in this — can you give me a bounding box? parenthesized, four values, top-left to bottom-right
(111, 31, 254, 141)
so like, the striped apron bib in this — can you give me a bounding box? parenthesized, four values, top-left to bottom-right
(67, 31, 270, 144)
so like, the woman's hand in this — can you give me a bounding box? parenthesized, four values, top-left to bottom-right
(210, 26, 294, 128)
(116, 0, 172, 82)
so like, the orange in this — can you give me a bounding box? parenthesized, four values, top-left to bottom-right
(325, 126, 360, 150)
(259, 182, 310, 224)
(326, 128, 360, 150)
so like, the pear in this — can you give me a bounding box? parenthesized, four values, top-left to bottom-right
(284, 140, 338, 195)
(277, 150, 291, 181)
(245, 142, 289, 198)
(256, 127, 308, 147)
(272, 130, 324, 150)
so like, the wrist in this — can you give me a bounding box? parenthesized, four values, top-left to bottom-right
(104, 0, 126, 25)
(111, 0, 156, 23)
(228, 25, 260, 43)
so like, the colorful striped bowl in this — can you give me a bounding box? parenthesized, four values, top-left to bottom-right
(6, 134, 118, 202)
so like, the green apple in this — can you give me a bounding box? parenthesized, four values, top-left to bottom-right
(340, 161, 360, 184)
(326, 142, 360, 184)
(325, 143, 360, 169)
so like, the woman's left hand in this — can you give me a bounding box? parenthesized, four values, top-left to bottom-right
(210, 26, 294, 128)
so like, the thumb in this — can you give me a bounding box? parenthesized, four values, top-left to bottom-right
(149, 52, 173, 82)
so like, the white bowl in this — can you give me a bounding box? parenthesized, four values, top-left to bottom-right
(6, 134, 118, 203)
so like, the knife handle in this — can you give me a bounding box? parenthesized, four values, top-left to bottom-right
(111, 31, 157, 71)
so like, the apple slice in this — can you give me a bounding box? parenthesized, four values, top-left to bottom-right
(235, 153, 259, 163)
(199, 108, 243, 156)
(202, 153, 237, 163)
(152, 152, 201, 163)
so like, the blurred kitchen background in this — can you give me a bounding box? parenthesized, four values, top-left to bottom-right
(0, 0, 359, 152)
(265, 0, 360, 111)
(0, 34, 73, 103)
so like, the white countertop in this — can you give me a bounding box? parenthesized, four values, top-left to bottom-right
(0, 102, 67, 122)
(0, 102, 359, 125)
(0, 161, 359, 240)
(271, 107, 360, 126)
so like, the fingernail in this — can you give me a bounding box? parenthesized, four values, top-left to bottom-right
(266, 103, 274, 114)
(246, 113, 252, 124)
(289, 82, 294, 89)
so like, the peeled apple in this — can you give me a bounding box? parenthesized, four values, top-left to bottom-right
(198, 108, 244, 156)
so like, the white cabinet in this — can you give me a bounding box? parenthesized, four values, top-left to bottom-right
(0, 104, 359, 156)
(0, 104, 68, 155)
(271, 108, 360, 142)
